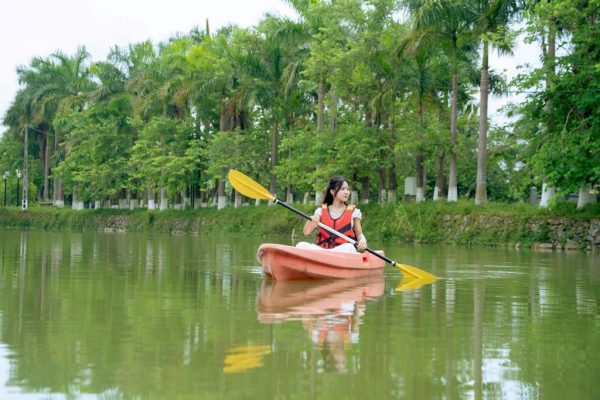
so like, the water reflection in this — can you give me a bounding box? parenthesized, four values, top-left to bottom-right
(0, 230, 598, 399)
(0, 230, 265, 398)
(223, 345, 271, 374)
(256, 277, 384, 373)
(395, 275, 438, 292)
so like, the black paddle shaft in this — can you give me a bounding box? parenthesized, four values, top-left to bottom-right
(274, 199, 397, 267)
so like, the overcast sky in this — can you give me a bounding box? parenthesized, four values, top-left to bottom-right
(0, 0, 539, 132)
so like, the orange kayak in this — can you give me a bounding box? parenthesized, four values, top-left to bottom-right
(256, 243, 385, 280)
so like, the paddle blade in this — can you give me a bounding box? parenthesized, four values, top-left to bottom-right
(396, 263, 438, 281)
(228, 170, 276, 201)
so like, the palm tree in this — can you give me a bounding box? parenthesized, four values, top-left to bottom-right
(357, 1, 408, 204)
(114, 41, 163, 208)
(185, 26, 260, 208)
(540, 8, 557, 208)
(399, 30, 445, 202)
(4, 47, 92, 206)
(522, 0, 558, 208)
(284, 0, 340, 204)
(113, 40, 188, 209)
(411, 0, 476, 202)
(254, 17, 288, 197)
(472, 0, 518, 204)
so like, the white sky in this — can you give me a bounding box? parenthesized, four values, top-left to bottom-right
(0, 0, 297, 131)
(0, 0, 540, 131)
(488, 34, 542, 125)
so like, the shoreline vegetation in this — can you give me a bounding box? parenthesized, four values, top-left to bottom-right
(1, 201, 599, 252)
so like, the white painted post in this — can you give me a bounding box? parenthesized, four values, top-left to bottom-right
(540, 182, 555, 208)
(404, 177, 416, 201)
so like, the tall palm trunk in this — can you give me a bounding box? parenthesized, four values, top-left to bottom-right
(41, 130, 50, 201)
(160, 187, 168, 210)
(286, 123, 294, 204)
(388, 115, 398, 204)
(147, 187, 156, 210)
(219, 91, 229, 133)
(475, 41, 489, 205)
(269, 121, 279, 200)
(435, 101, 446, 201)
(545, 22, 556, 117)
(416, 95, 425, 202)
(540, 19, 557, 208)
(360, 176, 370, 204)
(328, 89, 337, 133)
(378, 168, 387, 204)
(217, 93, 229, 209)
(315, 78, 325, 205)
(448, 44, 459, 202)
(388, 167, 397, 204)
(72, 188, 84, 210)
(434, 149, 446, 201)
(22, 125, 29, 209)
(317, 79, 325, 134)
(53, 128, 64, 207)
(577, 186, 594, 209)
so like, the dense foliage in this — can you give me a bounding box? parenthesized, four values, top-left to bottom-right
(0, 0, 598, 209)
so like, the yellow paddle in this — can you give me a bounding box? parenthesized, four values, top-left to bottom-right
(228, 169, 437, 281)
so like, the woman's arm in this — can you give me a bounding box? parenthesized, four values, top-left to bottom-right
(303, 214, 320, 235)
(353, 218, 367, 251)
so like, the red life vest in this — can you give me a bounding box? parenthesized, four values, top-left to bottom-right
(316, 204, 357, 249)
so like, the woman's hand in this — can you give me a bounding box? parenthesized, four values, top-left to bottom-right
(357, 234, 367, 251)
(303, 214, 321, 235)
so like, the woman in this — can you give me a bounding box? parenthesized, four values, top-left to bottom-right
(298, 177, 367, 252)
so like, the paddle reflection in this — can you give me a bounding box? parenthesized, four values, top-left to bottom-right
(395, 275, 438, 292)
(256, 277, 384, 372)
(223, 345, 271, 374)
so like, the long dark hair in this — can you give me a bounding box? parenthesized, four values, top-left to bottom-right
(322, 176, 348, 205)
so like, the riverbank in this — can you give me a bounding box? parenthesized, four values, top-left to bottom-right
(1, 201, 599, 251)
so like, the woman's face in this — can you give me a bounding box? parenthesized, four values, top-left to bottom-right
(332, 181, 350, 203)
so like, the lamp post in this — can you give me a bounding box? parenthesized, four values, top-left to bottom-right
(15, 169, 21, 208)
(2, 171, 8, 206)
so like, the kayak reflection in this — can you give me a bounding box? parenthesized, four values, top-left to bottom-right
(256, 277, 384, 372)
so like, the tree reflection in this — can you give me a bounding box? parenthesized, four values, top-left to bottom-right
(0, 232, 598, 399)
(0, 231, 265, 398)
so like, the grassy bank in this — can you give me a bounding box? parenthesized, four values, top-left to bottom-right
(1, 201, 599, 249)
(366, 201, 599, 248)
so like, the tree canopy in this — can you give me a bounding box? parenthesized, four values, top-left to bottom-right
(1, 0, 598, 209)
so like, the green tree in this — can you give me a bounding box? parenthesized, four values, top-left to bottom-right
(130, 116, 199, 209)
(410, 0, 476, 202)
(515, 0, 600, 206)
(3, 47, 93, 205)
(53, 104, 132, 204)
(399, 24, 448, 202)
(472, 0, 519, 204)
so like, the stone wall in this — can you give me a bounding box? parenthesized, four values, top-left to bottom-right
(439, 214, 600, 252)
(532, 218, 600, 251)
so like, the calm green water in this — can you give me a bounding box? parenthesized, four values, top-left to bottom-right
(0, 230, 599, 399)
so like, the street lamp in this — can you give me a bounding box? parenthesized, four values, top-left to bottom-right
(15, 169, 21, 208)
(2, 171, 8, 206)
